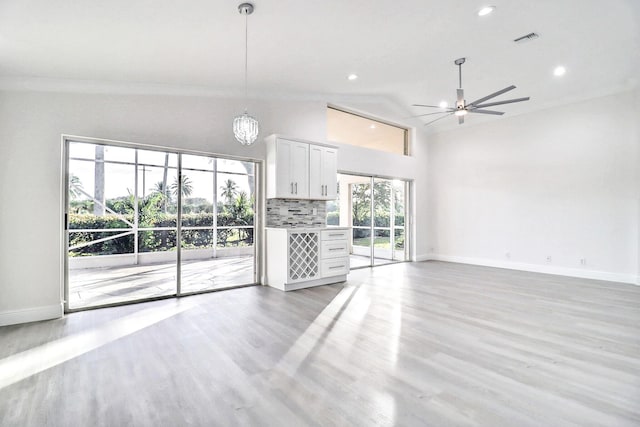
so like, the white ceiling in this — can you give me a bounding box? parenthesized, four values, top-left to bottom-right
(1, 0, 638, 131)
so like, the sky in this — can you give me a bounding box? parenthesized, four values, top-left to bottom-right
(68, 142, 254, 203)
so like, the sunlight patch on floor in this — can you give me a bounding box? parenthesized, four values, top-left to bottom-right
(0, 301, 195, 390)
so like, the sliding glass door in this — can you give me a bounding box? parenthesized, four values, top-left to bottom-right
(328, 173, 410, 269)
(65, 138, 257, 311)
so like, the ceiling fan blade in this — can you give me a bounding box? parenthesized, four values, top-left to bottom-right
(412, 104, 444, 108)
(467, 109, 505, 115)
(458, 115, 464, 125)
(467, 85, 516, 107)
(423, 112, 454, 126)
(456, 88, 464, 104)
(407, 111, 451, 118)
(473, 97, 530, 109)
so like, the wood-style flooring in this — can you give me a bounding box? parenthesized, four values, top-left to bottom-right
(0, 261, 639, 426)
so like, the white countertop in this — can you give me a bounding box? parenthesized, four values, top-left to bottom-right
(265, 226, 349, 232)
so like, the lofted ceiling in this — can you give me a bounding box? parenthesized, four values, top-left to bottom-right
(0, 0, 638, 132)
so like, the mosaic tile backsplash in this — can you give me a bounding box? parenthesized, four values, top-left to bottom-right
(266, 199, 327, 228)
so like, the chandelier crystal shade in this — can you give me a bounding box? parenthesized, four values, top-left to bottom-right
(233, 3, 259, 146)
(233, 111, 259, 145)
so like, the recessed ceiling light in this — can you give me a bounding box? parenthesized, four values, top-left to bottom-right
(369, 124, 376, 129)
(347, 74, 358, 81)
(439, 100, 448, 109)
(478, 6, 495, 16)
(553, 66, 566, 76)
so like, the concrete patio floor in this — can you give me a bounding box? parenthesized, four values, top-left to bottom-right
(68, 256, 255, 309)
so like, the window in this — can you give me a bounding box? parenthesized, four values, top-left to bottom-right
(327, 107, 409, 155)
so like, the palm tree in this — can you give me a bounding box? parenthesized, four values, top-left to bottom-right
(69, 174, 84, 200)
(220, 179, 239, 205)
(152, 181, 172, 212)
(170, 175, 193, 199)
(152, 181, 169, 196)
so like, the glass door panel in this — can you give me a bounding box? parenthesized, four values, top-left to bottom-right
(67, 143, 178, 309)
(350, 177, 372, 268)
(373, 178, 394, 266)
(181, 156, 255, 293)
(213, 159, 255, 287)
(393, 180, 408, 261)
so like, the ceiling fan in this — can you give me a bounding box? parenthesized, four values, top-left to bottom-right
(413, 58, 530, 126)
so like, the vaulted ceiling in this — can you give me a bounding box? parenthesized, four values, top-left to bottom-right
(1, 0, 638, 131)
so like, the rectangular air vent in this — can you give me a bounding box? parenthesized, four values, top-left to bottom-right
(514, 32, 539, 43)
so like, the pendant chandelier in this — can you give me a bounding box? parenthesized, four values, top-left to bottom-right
(233, 3, 259, 146)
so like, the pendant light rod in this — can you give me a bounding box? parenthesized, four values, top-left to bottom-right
(239, 3, 254, 112)
(233, 3, 259, 146)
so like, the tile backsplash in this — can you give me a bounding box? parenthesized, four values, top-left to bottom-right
(266, 199, 327, 228)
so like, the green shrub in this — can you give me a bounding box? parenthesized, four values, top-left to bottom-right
(68, 209, 254, 256)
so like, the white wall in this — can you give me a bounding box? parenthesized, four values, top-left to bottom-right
(0, 90, 427, 325)
(427, 90, 640, 284)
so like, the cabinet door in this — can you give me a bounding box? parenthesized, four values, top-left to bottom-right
(322, 147, 338, 200)
(289, 141, 309, 198)
(274, 139, 294, 198)
(308, 145, 323, 200)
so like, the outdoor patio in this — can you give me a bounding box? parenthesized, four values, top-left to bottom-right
(68, 255, 255, 309)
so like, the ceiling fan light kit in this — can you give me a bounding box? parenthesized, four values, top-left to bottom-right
(412, 57, 530, 126)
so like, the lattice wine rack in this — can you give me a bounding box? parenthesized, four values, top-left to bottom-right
(288, 232, 319, 281)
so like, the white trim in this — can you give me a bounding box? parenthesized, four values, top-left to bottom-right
(427, 254, 638, 285)
(282, 275, 347, 292)
(0, 303, 63, 327)
(415, 253, 431, 262)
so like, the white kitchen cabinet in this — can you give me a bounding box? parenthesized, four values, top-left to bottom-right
(266, 135, 337, 200)
(265, 227, 349, 291)
(267, 137, 309, 199)
(319, 228, 349, 277)
(309, 145, 338, 200)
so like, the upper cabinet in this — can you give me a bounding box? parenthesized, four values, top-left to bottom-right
(271, 137, 309, 198)
(266, 135, 338, 200)
(309, 145, 337, 200)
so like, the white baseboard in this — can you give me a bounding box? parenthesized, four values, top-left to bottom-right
(414, 253, 431, 262)
(426, 254, 638, 285)
(0, 303, 63, 327)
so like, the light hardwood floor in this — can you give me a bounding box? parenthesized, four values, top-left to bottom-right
(1, 261, 639, 426)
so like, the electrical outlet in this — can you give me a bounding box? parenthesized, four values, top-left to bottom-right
(546, 256, 552, 263)
(580, 258, 586, 265)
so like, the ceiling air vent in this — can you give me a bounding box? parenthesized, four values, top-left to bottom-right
(513, 32, 539, 43)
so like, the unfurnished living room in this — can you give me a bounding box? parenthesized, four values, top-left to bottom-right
(0, 1, 639, 426)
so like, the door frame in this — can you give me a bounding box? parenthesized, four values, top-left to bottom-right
(337, 171, 412, 269)
(62, 134, 263, 313)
